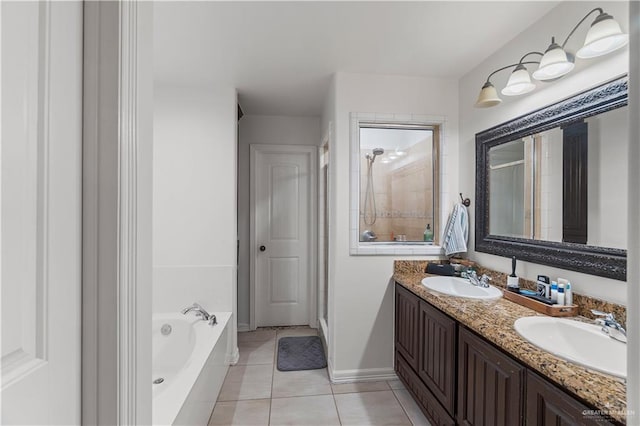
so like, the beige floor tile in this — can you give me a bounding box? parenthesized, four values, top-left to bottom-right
(387, 379, 406, 390)
(217, 364, 273, 401)
(276, 327, 318, 338)
(269, 395, 340, 426)
(334, 390, 412, 425)
(393, 389, 432, 426)
(208, 399, 271, 425)
(331, 381, 390, 394)
(237, 339, 276, 365)
(238, 329, 276, 343)
(271, 368, 332, 398)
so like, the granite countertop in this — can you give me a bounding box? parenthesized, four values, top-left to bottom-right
(393, 269, 627, 424)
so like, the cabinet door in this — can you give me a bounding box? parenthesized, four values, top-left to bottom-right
(526, 371, 614, 425)
(458, 327, 524, 426)
(395, 284, 420, 370)
(418, 301, 456, 416)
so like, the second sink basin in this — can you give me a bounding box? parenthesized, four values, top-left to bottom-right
(514, 316, 626, 378)
(421, 276, 503, 300)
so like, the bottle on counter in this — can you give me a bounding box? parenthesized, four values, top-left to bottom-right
(550, 281, 558, 303)
(423, 224, 434, 243)
(557, 282, 565, 306)
(565, 282, 573, 305)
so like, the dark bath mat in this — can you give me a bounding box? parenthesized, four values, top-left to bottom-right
(277, 336, 327, 371)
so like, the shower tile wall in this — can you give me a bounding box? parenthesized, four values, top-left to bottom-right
(360, 139, 433, 242)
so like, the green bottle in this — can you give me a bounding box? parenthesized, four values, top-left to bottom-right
(423, 224, 433, 242)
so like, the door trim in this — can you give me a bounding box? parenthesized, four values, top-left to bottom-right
(82, 2, 152, 424)
(249, 144, 318, 330)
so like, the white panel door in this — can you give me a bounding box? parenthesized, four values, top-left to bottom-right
(1, 1, 83, 424)
(254, 146, 316, 326)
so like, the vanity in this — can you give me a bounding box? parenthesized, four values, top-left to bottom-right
(393, 266, 626, 426)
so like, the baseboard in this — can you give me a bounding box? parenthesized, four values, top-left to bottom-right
(237, 323, 250, 332)
(328, 364, 398, 384)
(226, 347, 239, 365)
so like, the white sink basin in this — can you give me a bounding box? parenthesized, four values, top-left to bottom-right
(421, 276, 503, 300)
(514, 316, 626, 378)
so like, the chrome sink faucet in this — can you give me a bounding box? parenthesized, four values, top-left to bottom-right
(181, 302, 217, 326)
(592, 310, 626, 343)
(468, 271, 492, 288)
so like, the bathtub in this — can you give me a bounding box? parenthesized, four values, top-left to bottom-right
(152, 311, 231, 425)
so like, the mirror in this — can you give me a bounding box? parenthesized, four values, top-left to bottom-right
(476, 76, 627, 281)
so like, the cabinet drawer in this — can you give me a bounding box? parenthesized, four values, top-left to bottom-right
(396, 352, 456, 426)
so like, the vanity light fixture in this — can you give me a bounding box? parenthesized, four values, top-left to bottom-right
(474, 7, 628, 108)
(531, 38, 574, 81)
(475, 60, 539, 108)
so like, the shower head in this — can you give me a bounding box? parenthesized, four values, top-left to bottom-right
(365, 148, 385, 164)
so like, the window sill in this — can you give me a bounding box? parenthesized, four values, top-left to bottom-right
(350, 244, 445, 256)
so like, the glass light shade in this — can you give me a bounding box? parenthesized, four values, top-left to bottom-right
(475, 81, 502, 108)
(577, 13, 628, 58)
(532, 41, 574, 81)
(501, 65, 536, 96)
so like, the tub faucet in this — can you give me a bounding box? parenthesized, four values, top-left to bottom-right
(182, 303, 217, 325)
(591, 310, 626, 343)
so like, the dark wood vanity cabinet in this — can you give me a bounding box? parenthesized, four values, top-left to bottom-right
(526, 371, 614, 425)
(395, 285, 456, 426)
(418, 301, 456, 415)
(395, 284, 420, 369)
(458, 327, 524, 425)
(394, 283, 617, 426)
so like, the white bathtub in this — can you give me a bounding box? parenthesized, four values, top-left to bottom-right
(152, 312, 231, 425)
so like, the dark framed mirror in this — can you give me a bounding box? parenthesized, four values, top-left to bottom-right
(475, 76, 628, 281)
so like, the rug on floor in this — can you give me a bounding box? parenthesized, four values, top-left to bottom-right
(277, 336, 327, 371)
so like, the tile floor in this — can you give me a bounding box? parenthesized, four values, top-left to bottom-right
(209, 327, 432, 426)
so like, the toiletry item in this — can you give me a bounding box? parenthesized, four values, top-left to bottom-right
(565, 282, 573, 305)
(536, 275, 551, 298)
(507, 256, 520, 291)
(519, 289, 537, 296)
(550, 281, 558, 302)
(520, 292, 556, 305)
(425, 263, 455, 276)
(557, 283, 565, 306)
(423, 224, 434, 242)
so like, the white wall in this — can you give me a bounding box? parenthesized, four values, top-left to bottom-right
(458, 1, 629, 304)
(153, 85, 238, 326)
(324, 72, 458, 379)
(236, 115, 321, 329)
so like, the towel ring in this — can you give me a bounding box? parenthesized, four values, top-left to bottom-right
(459, 193, 471, 207)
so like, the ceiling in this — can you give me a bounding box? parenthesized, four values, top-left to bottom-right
(154, 1, 559, 116)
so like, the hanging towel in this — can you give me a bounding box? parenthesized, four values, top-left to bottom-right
(442, 203, 469, 256)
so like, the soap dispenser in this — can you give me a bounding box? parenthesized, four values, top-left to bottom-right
(423, 224, 434, 243)
(507, 256, 519, 292)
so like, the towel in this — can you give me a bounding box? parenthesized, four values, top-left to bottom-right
(442, 203, 469, 256)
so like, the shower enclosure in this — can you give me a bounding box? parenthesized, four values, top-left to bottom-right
(358, 125, 437, 243)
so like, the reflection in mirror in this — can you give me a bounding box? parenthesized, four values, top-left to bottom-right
(359, 125, 438, 243)
(488, 106, 628, 250)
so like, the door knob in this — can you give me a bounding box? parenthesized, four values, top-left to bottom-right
(259, 245, 266, 252)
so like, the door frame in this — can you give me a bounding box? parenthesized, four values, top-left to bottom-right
(249, 144, 318, 330)
(317, 126, 331, 348)
(82, 2, 153, 424)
